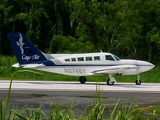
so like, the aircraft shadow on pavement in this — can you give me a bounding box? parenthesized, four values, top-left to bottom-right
(52, 82, 136, 86)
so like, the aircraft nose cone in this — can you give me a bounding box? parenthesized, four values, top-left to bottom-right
(145, 62, 155, 69)
(138, 61, 155, 72)
(150, 63, 155, 69)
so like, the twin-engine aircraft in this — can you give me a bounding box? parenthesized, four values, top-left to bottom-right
(7, 32, 155, 85)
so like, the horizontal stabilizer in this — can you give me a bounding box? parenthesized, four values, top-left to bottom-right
(12, 63, 20, 68)
(21, 64, 45, 68)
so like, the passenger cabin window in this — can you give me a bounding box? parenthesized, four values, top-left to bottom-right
(71, 58, 76, 61)
(78, 57, 84, 61)
(105, 55, 115, 61)
(86, 57, 92, 61)
(65, 58, 70, 62)
(94, 56, 100, 61)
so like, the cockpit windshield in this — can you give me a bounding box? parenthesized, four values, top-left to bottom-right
(113, 54, 120, 61)
(105, 54, 120, 61)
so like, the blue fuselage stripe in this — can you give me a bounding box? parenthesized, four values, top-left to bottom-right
(44, 64, 152, 67)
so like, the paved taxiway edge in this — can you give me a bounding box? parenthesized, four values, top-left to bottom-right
(0, 80, 160, 93)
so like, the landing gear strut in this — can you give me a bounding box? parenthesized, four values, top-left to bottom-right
(79, 76, 86, 84)
(135, 74, 141, 85)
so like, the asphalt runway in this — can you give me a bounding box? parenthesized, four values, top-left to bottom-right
(0, 80, 160, 118)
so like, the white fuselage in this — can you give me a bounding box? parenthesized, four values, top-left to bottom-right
(33, 52, 155, 76)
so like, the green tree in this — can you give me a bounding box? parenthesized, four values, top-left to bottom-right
(0, 0, 160, 64)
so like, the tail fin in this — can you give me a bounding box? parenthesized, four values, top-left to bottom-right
(7, 32, 47, 65)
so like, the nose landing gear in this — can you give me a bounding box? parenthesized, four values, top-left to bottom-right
(135, 74, 141, 85)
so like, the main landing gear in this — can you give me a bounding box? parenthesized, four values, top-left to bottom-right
(106, 74, 116, 86)
(79, 76, 86, 84)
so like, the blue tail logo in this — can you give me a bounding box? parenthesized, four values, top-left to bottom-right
(17, 33, 25, 55)
(7, 32, 47, 65)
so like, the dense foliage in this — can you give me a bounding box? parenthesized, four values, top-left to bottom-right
(0, 0, 160, 63)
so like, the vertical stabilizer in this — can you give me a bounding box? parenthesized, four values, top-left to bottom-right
(7, 32, 47, 65)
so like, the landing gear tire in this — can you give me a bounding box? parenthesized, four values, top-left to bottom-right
(79, 76, 86, 84)
(107, 79, 114, 86)
(135, 80, 141, 85)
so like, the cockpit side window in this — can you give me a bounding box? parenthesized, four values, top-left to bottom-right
(105, 55, 115, 61)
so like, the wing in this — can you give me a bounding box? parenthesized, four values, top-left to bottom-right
(91, 65, 137, 74)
